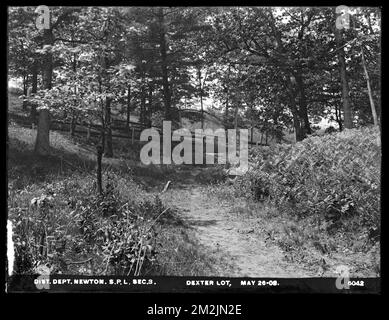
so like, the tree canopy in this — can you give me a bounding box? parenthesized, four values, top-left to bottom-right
(8, 6, 381, 155)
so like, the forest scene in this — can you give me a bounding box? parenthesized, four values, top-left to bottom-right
(7, 6, 381, 280)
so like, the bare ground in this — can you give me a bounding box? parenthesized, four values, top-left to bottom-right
(160, 171, 317, 278)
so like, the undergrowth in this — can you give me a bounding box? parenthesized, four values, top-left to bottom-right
(233, 126, 381, 275)
(8, 124, 216, 276)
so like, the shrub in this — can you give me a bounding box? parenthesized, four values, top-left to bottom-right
(197, 165, 228, 184)
(8, 172, 165, 276)
(236, 126, 381, 250)
(324, 126, 337, 134)
(77, 188, 161, 276)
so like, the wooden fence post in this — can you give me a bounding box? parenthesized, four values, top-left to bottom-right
(86, 122, 91, 141)
(96, 145, 103, 195)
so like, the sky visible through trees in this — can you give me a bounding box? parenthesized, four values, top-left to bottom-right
(8, 6, 381, 155)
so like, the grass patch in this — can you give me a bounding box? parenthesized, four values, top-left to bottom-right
(8, 123, 217, 276)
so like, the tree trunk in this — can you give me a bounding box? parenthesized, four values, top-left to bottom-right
(287, 77, 305, 142)
(234, 104, 239, 130)
(158, 8, 172, 121)
(34, 28, 53, 155)
(100, 119, 105, 154)
(35, 110, 50, 155)
(104, 97, 113, 157)
(295, 71, 311, 135)
(30, 65, 38, 126)
(140, 85, 146, 125)
(224, 66, 231, 128)
(98, 78, 105, 152)
(361, 46, 379, 126)
(70, 49, 78, 137)
(200, 94, 204, 129)
(224, 92, 229, 127)
(148, 84, 153, 127)
(96, 145, 103, 195)
(126, 84, 131, 128)
(22, 74, 28, 110)
(366, 11, 381, 127)
(268, 9, 311, 139)
(70, 111, 76, 136)
(334, 23, 353, 129)
(23, 74, 27, 96)
(22, 73, 28, 109)
(32, 64, 38, 94)
(335, 104, 343, 131)
(178, 104, 182, 127)
(197, 68, 204, 129)
(292, 110, 304, 142)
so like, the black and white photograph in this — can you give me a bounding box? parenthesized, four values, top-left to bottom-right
(6, 6, 381, 294)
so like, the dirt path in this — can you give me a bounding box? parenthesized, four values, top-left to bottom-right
(162, 175, 316, 277)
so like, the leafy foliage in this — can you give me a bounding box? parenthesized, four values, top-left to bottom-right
(9, 171, 169, 276)
(235, 126, 381, 251)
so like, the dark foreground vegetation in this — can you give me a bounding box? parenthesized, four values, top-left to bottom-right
(8, 123, 220, 276)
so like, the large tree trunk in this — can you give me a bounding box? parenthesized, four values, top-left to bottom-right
(334, 22, 353, 129)
(292, 111, 305, 142)
(104, 97, 113, 158)
(289, 88, 305, 142)
(35, 110, 50, 155)
(34, 29, 53, 156)
(335, 104, 343, 131)
(295, 71, 311, 135)
(30, 64, 38, 127)
(158, 8, 172, 121)
(287, 75, 306, 142)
